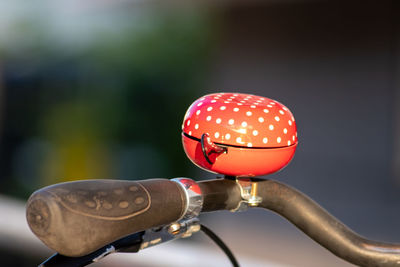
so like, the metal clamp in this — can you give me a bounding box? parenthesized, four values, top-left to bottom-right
(172, 178, 203, 220)
(232, 178, 263, 212)
(140, 218, 201, 250)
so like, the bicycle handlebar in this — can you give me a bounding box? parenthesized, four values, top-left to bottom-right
(27, 177, 400, 266)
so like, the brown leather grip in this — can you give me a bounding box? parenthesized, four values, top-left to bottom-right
(26, 179, 186, 257)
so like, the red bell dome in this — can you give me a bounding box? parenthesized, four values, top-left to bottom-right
(182, 93, 298, 177)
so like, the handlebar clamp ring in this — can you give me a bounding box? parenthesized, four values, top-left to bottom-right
(172, 178, 203, 220)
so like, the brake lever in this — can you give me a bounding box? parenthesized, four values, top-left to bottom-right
(39, 231, 144, 267)
(38, 218, 202, 267)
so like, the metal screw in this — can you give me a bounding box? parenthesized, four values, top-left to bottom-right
(168, 223, 181, 235)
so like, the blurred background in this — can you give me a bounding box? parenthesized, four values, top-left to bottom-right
(1, 0, 400, 266)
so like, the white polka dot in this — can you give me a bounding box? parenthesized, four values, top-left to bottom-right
(196, 110, 201, 115)
(250, 105, 256, 108)
(220, 106, 226, 110)
(224, 101, 229, 104)
(277, 137, 281, 143)
(247, 143, 253, 147)
(269, 124, 274, 130)
(216, 118, 221, 124)
(233, 108, 239, 112)
(296, 132, 298, 137)
(246, 111, 252, 116)
(288, 120, 292, 126)
(206, 116, 212, 121)
(187, 120, 191, 126)
(270, 102, 276, 105)
(233, 94, 238, 96)
(240, 101, 246, 103)
(263, 137, 268, 144)
(214, 132, 220, 138)
(228, 119, 234, 125)
(211, 100, 217, 103)
(283, 106, 288, 111)
(237, 103, 243, 106)
(267, 105, 273, 108)
(225, 133, 231, 140)
(195, 124, 199, 129)
(253, 130, 258, 136)
(288, 140, 291, 146)
(237, 128, 245, 134)
(207, 107, 213, 111)
(241, 121, 247, 127)
(199, 97, 205, 101)
(197, 102, 203, 107)
(283, 128, 288, 134)
(236, 137, 243, 144)
(227, 99, 232, 101)
(189, 131, 192, 135)
(181, 124, 184, 130)
(257, 100, 262, 103)
(279, 110, 285, 115)
(258, 117, 264, 123)
(263, 109, 269, 113)
(275, 116, 280, 121)
(292, 135, 295, 141)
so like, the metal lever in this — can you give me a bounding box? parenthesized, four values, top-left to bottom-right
(38, 218, 201, 267)
(39, 231, 144, 267)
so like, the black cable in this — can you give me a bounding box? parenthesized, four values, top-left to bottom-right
(200, 224, 240, 267)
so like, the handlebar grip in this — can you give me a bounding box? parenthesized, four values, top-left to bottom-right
(26, 179, 186, 257)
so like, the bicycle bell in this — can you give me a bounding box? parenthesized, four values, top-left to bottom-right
(182, 93, 298, 177)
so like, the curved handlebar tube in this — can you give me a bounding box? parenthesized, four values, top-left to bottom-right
(253, 179, 400, 267)
(199, 178, 400, 266)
